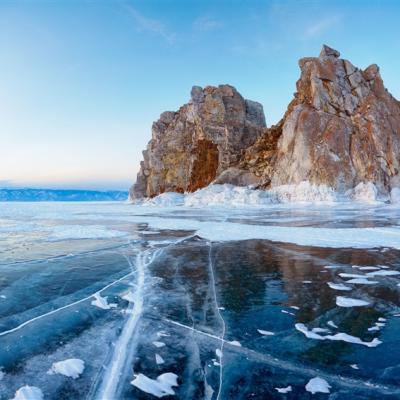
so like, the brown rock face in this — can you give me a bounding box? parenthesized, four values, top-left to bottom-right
(130, 85, 266, 199)
(247, 45, 400, 194)
(131, 45, 400, 198)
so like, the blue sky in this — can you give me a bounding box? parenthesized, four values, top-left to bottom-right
(1, 0, 399, 190)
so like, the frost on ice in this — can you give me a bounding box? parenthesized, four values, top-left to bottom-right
(305, 377, 331, 394)
(11, 386, 44, 400)
(336, 296, 370, 307)
(48, 358, 85, 379)
(131, 372, 179, 398)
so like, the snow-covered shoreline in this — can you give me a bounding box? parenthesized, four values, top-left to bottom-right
(133, 182, 400, 208)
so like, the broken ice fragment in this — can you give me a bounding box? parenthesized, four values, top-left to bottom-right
(47, 358, 85, 379)
(336, 296, 370, 307)
(305, 377, 331, 394)
(131, 372, 178, 398)
(275, 385, 292, 393)
(257, 329, 274, 336)
(327, 282, 352, 291)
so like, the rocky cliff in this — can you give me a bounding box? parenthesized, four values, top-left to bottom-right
(130, 85, 266, 199)
(130, 45, 400, 199)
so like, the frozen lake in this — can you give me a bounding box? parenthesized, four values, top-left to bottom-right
(0, 201, 399, 399)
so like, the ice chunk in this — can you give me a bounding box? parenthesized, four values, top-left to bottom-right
(339, 273, 366, 279)
(345, 278, 378, 285)
(295, 323, 381, 347)
(305, 377, 331, 394)
(336, 296, 370, 307)
(351, 182, 378, 203)
(327, 282, 352, 291)
(312, 327, 330, 333)
(47, 358, 85, 379)
(153, 341, 166, 348)
(275, 385, 292, 393)
(91, 293, 116, 310)
(367, 270, 400, 277)
(229, 340, 241, 347)
(121, 291, 136, 303)
(257, 329, 275, 336)
(327, 320, 338, 329)
(155, 354, 165, 365)
(11, 386, 44, 400)
(131, 372, 178, 398)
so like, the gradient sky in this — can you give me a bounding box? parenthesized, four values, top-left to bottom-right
(1, 0, 399, 190)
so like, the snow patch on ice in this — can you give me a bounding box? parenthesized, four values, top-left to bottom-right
(327, 282, 352, 291)
(367, 270, 400, 277)
(47, 358, 85, 379)
(155, 354, 165, 365)
(131, 372, 178, 398)
(295, 323, 381, 347)
(46, 225, 128, 241)
(91, 293, 117, 310)
(229, 340, 241, 347)
(345, 278, 378, 285)
(305, 377, 331, 394)
(153, 341, 166, 348)
(350, 182, 379, 203)
(257, 329, 275, 336)
(336, 296, 370, 307)
(275, 385, 292, 393)
(11, 386, 44, 400)
(327, 320, 338, 329)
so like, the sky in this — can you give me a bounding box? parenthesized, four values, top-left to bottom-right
(1, 0, 400, 190)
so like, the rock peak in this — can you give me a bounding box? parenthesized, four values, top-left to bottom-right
(319, 44, 340, 58)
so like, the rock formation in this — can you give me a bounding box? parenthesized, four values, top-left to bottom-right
(243, 45, 400, 194)
(130, 85, 266, 198)
(130, 45, 400, 199)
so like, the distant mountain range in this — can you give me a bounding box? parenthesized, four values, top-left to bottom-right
(0, 188, 128, 202)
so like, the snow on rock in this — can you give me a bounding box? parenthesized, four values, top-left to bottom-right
(48, 358, 85, 379)
(268, 181, 337, 203)
(350, 182, 379, 203)
(144, 192, 185, 207)
(11, 386, 44, 400)
(257, 329, 275, 336)
(295, 323, 381, 347)
(131, 372, 179, 398)
(327, 282, 352, 291)
(305, 377, 331, 394)
(275, 385, 292, 393)
(91, 293, 116, 310)
(336, 296, 370, 307)
(390, 187, 400, 203)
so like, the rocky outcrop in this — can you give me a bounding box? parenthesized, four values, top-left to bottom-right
(130, 85, 266, 199)
(131, 45, 400, 198)
(267, 45, 400, 194)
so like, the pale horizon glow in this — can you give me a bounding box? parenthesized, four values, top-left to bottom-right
(1, 0, 399, 190)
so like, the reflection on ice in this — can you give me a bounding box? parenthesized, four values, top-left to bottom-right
(0, 202, 400, 399)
